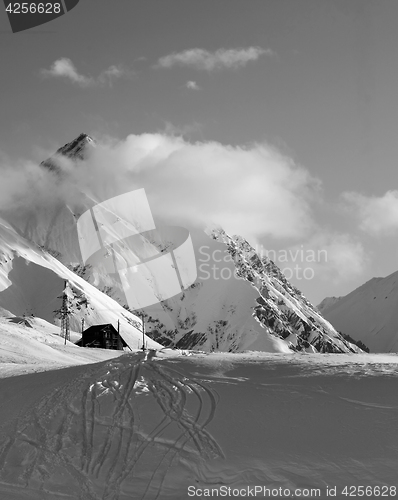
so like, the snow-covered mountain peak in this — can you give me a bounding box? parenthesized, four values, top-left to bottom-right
(40, 133, 95, 172)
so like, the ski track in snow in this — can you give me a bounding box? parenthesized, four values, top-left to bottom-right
(0, 353, 223, 500)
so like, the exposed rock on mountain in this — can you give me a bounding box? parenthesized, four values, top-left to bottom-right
(40, 133, 95, 172)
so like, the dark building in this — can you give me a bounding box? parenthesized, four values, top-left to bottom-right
(75, 324, 126, 350)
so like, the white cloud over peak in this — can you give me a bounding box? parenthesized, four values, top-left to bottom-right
(41, 58, 130, 87)
(0, 134, 319, 245)
(343, 190, 398, 235)
(82, 134, 319, 243)
(157, 47, 273, 71)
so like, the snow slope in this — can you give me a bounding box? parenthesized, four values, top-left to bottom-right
(0, 217, 162, 351)
(319, 271, 398, 353)
(0, 351, 397, 499)
(0, 313, 125, 378)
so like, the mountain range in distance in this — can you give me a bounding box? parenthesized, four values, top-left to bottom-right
(318, 269, 398, 353)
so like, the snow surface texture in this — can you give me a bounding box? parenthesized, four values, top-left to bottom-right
(0, 133, 361, 354)
(0, 351, 397, 499)
(319, 271, 398, 353)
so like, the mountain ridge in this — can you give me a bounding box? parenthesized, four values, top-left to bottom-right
(319, 269, 398, 352)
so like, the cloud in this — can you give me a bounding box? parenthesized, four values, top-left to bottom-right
(82, 135, 319, 243)
(41, 58, 130, 87)
(343, 190, 398, 235)
(307, 232, 368, 282)
(0, 134, 320, 245)
(269, 232, 368, 284)
(0, 156, 74, 213)
(41, 58, 92, 87)
(185, 80, 200, 90)
(98, 65, 126, 84)
(157, 47, 273, 71)
(161, 121, 203, 138)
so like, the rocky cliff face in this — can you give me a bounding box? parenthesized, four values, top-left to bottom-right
(209, 229, 360, 353)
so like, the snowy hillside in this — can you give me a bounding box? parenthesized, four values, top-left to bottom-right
(0, 351, 397, 499)
(1, 134, 360, 354)
(0, 310, 124, 378)
(0, 217, 161, 351)
(319, 271, 398, 353)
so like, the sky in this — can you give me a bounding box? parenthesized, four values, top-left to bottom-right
(1, 0, 398, 304)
